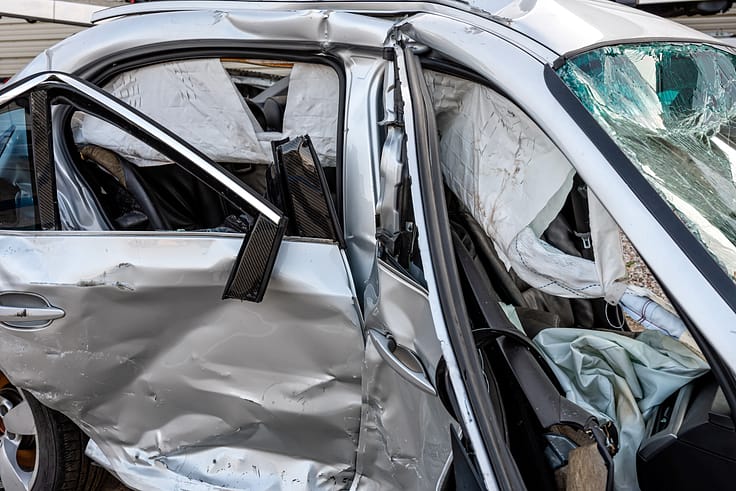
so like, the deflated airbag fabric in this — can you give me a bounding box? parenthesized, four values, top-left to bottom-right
(73, 59, 271, 166)
(282, 63, 340, 168)
(425, 71, 628, 301)
(424, 70, 574, 264)
(533, 329, 709, 491)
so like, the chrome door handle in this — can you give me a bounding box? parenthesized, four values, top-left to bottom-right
(0, 305, 65, 322)
(368, 329, 437, 396)
(0, 292, 65, 329)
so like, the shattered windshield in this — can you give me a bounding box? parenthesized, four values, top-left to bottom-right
(558, 43, 736, 283)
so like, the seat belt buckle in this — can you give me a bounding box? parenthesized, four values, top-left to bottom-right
(574, 231, 592, 249)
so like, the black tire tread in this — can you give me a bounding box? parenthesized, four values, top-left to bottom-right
(51, 410, 106, 491)
(25, 392, 107, 491)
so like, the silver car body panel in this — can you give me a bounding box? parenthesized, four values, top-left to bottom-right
(11, 8, 395, 300)
(390, 40, 499, 489)
(6, 3, 733, 490)
(90, 0, 715, 58)
(337, 50, 386, 301)
(355, 262, 453, 490)
(0, 234, 364, 490)
(13, 10, 396, 82)
(1, 11, 466, 490)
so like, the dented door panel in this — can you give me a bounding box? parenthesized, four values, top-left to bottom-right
(355, 262, 454, 490)
(0, 234, 364, 490)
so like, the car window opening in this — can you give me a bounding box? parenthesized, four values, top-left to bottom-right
(424, 68, 716, 491)
(64, 57, 341, 237)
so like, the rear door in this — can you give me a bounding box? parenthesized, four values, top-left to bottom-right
(0, 73, 364, 490)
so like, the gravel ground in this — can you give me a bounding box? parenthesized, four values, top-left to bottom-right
(621, 235, 666, 299)
(620, 235, 668, 332)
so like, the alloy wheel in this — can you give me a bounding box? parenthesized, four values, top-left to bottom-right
(0, 376, 37, 491)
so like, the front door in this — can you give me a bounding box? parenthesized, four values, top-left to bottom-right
(0, 73, 364, 490)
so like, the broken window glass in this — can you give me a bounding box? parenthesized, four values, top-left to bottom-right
(558, 43, 736, 284)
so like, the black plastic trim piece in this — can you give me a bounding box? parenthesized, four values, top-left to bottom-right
(543, 65, 736, 315)
(402, 45, 527, 491)
(29, 91, 59, 230)
(272, 135, 345, 247)
(222, 214, 288, 302)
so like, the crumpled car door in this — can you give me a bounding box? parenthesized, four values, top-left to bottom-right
(0, 72, 364, 490)
(351, 47, 460, 490)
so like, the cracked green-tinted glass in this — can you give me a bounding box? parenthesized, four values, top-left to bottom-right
(559, 43, 736, 282)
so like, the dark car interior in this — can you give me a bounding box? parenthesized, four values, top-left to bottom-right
(444, 180, 736, 491)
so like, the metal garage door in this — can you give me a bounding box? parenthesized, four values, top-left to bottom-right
(675, 7, 736, 36)
(0, 17, 84, 80)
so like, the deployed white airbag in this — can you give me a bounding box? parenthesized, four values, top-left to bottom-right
(282, 63, 340, 167)
(425, 70, 629, 302)
(534, 329, 708, 491)
(73, 59, 271, 167)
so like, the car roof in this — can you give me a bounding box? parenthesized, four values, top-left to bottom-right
(92, 0, 717, 56)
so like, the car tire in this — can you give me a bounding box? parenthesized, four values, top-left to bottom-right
(0, 375, 107, 491)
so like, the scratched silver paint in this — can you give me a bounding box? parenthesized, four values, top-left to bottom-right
(0, 8, 464, 489)
(0, 235, 364, 489)
(355, 262, 453, 490)
(13, 9, 394, 82)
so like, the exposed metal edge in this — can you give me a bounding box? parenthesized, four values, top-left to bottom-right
(395, 42, 502, 491)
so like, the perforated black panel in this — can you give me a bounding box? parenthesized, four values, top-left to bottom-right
(30, 91, 57, 230)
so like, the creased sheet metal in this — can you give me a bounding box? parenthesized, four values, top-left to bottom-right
(355, 263, 453, 490)
(0, 235, 363, 490)
(14, 10, 393, 83)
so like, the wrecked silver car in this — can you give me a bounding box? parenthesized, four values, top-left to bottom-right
(0, 1, 734, 490)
